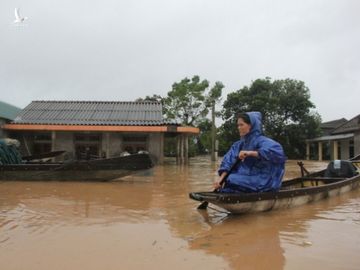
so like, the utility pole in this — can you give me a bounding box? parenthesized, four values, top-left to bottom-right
(208, 81, 223, 162)
(211, 100, 216, 161)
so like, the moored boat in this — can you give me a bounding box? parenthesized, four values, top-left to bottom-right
(0, 153, 155, 181)
(189, 159, 360, 214)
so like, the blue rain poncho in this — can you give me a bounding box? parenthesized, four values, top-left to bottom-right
(218, 112, 286, 193)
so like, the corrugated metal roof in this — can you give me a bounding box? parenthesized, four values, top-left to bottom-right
(12, 100, 178, 126)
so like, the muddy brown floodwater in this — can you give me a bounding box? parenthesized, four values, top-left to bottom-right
(0, 157, 359, 270)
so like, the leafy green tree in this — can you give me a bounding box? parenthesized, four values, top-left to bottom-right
(161, 76, 225, 156)
(219, 77, 322, 158)
(163, 75, 209, 126)
(135, 94, 163, 103)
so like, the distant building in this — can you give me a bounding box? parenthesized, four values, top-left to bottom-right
(0, 101, 22, 138)
(3, 100, 199, 164)
(306, 115, 360, 160)
(319, 118, 348, 136)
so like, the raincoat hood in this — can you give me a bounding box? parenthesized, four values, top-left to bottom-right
(244, 111, 263, 138)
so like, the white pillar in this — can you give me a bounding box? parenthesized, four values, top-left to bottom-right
(176, 135, 180, 164)
(306, 142, 310, 160)
(318, 142, 323, 161)
(180, 134, 184, 164)
(159, 133, 164, 164)
(51, 131, 56, 151)
(105, 132, 110, 158)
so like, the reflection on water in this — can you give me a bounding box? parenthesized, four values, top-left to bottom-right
(0, 158, 359, 270)
(190, 212, 285, 269)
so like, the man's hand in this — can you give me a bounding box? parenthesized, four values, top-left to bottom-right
(239, 150, 258, 160)
(213, 179, 222, 190)
(213, 171, 228, 190)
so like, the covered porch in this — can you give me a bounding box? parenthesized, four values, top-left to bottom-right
(305, 133, 354, 161)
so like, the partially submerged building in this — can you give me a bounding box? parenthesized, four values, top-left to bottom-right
(306, 115, 360, 160)
(3, 100, 199, 164)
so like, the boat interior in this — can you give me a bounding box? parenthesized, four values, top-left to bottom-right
(282, 160, 359, 190)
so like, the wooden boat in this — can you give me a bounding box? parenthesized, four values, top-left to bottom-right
(189, 158, 360, 214)
(0, 153, 155, 181)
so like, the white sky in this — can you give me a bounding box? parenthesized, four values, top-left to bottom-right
(0, 0, 359, 122)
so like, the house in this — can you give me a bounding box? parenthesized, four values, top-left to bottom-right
(3, 100, 199, 164)
(306, 115, 360, 160)
(0, 101, 22, 138)
(319, 118, 347, 136)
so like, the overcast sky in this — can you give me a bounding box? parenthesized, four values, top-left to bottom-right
(1, 0, 359, 122)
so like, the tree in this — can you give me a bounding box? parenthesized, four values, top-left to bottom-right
(163, 75, 209, 126)
(135, 94, 163, 103)
(219, 78, 322, 158)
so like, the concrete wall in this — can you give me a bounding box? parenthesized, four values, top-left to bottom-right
(340, 140, 350, 160)
(148, 133, 164, 164)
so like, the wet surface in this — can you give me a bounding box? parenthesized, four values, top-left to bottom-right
(0, 158, 359, 270)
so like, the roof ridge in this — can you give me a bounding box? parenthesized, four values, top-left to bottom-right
(322, 118, 347, 125)
(331, 114, 360, 134)
(32, 100, 161, 104)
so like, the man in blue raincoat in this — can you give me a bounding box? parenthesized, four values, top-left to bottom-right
(214, 112, 286, 193)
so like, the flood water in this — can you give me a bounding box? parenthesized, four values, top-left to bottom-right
(0, 157, 359, 270)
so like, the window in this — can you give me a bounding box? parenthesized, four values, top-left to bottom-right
(122, 135, 148, 154)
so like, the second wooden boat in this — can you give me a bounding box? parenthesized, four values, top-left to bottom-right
(0, 153, 155, 181)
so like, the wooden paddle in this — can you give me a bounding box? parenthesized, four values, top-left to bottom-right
(197, 158, 241, 210)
